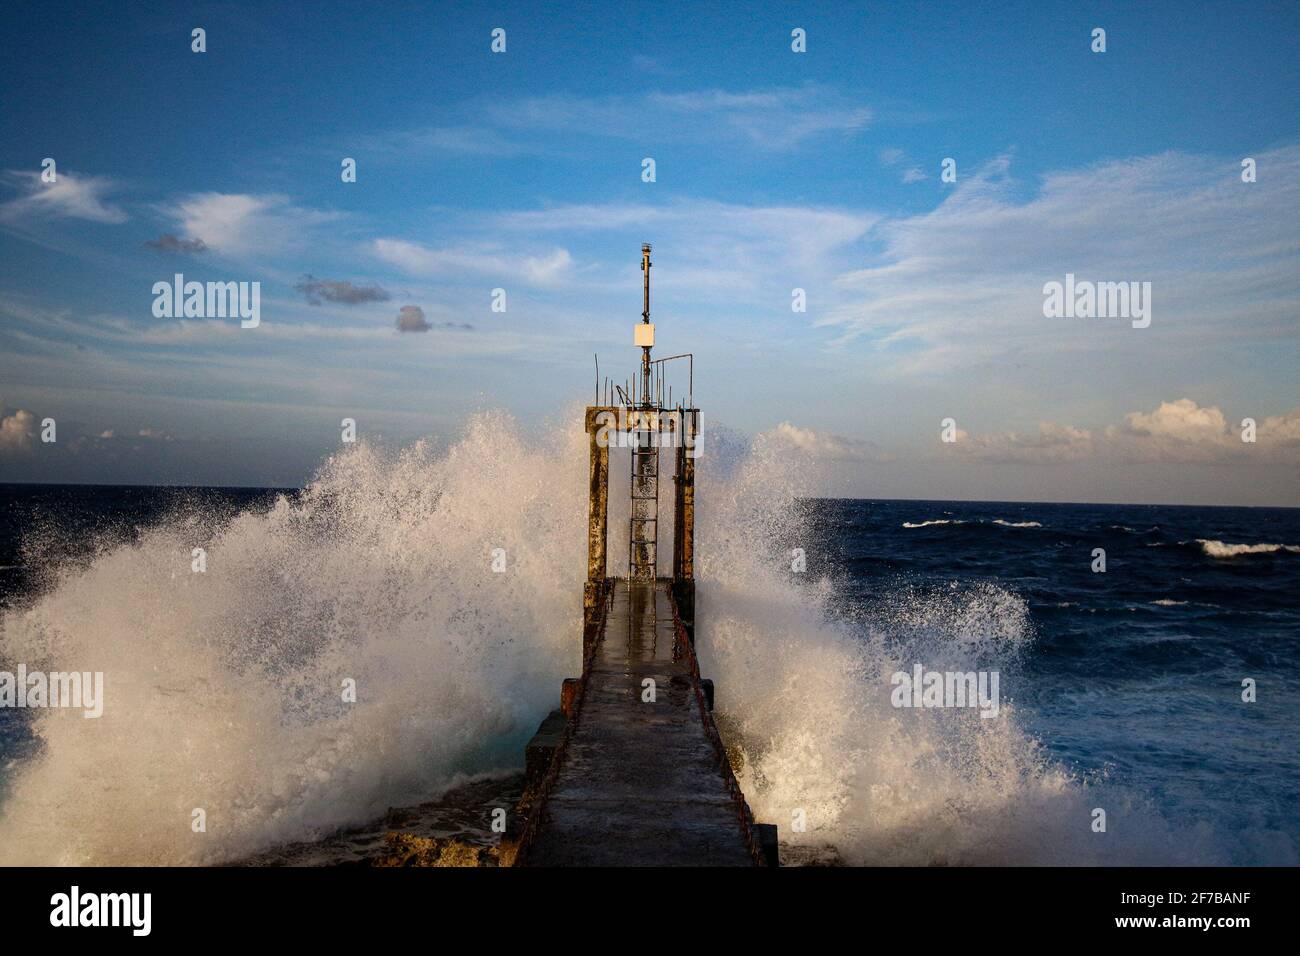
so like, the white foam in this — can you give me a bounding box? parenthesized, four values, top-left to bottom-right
(1196, 539, 1300, 558)
(0, 411, 587, 864)
(695, 429, 1211, 865)
(0, 414, 1214, 866)
(901, 519, 1041, 529)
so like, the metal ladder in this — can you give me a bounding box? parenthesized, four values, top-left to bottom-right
(629, 419, 658, 580)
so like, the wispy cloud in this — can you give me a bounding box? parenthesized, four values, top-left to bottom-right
(295, 275, 390, 306)
(642, 87, 871, 149)
(492, 199, 875, 304)
(825, 145, 1300, 373)
(879, 146, 928, 183)
(159, 192, 339, 258)
(352, 124, 525, 157)
(371, 238, 575, 287)
(372, 84, 872, 156)
(0, 170, 127, 224)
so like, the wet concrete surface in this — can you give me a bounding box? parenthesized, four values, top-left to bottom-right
(524, 580, 755, 866)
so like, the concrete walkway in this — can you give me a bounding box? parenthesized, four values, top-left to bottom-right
(522, 580, 755, 866)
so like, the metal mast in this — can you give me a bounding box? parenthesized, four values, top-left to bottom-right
(630, 243, 658, 580)
(640, 243, 652, 404)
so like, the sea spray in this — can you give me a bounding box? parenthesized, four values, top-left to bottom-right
(693, 425, 1213, 865)
(0, 412, 588, 864)
(0, 411, 1215, 865)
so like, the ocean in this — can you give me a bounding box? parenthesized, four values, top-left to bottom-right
(0, 424, 1296, 866)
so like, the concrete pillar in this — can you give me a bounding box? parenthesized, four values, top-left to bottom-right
(672, 410, 697, 643)
(674, 410, 696, 580)
(584, 407, 609, 583)
(584, 407, 611, 654)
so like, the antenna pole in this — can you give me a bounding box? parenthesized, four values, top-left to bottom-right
(640, 243, 652, 406)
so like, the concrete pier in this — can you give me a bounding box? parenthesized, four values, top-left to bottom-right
(517, 580, 762, 866)
(505, 247, 774, 867)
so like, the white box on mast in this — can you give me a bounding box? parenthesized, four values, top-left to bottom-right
(635, 323, 655, 347)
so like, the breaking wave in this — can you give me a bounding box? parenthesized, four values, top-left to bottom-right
(0, 412, 587, 864)
(903, 518, 1042, 530)
(0, 410, 1218, 865)
(1196, 539, 1300, 559)
(695, 429, 1215, 865)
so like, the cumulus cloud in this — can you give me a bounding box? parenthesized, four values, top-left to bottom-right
(0, 170, 126, 223)
(948, 399, 1300, 464)
(144, 233, 208, 255)
(1259, 409, 1300, 443)
(295, 275, 390, 306)
(1125, 398, 1227, 442)
(0, 408, 37, 453)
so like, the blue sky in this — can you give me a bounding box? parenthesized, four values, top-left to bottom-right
(1, 0, 1298, 503)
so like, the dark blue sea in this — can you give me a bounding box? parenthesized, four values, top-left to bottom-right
(800, 497, 1300, 864)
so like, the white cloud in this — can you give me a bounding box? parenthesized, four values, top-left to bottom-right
(492, 84, 870, 151)
(359, 85, 870, 159)
(763, 421, 887, 462)
(1125, 398, 1227, 442)
(949, 399, 1300, 464)
(0, 170, 127, 224)
(352, 124, 524, 157)
(0, 408, 37, 453)
(491, 199, 876, 305)
(645, 87, 871, 149)
(160, 193, 338, 257)
(825, 145, 1300, 374)
(879, 147, 928, 183)
(371, 238, 574, 286)
(1260, 409, 1300, 443)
